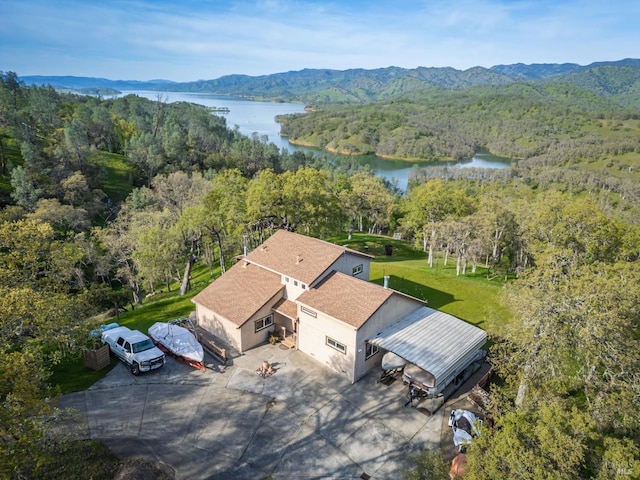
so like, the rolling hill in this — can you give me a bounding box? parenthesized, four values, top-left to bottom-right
(18, 58, 640, 107)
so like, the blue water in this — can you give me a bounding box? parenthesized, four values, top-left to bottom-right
(122, 91, 511, 190)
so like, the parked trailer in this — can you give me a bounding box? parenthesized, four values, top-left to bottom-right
(378, 351, 408, 383)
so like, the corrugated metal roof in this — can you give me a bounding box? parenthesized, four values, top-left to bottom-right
(369, 306, 486, 386)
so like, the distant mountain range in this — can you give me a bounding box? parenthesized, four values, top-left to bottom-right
(18, 58, 640, 106)
(19, 76, 176, 91)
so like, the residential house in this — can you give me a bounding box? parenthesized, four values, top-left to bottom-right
(192, 229, 485, 384)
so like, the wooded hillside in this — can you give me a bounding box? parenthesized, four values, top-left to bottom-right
(22, 59, 640, 107)
(1, 71, 639, 479)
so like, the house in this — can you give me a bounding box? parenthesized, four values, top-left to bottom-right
(192, 230, 485, 384)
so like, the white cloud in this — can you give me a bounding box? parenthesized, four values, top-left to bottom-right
(2, 0, 638, 80)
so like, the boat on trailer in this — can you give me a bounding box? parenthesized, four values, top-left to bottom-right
(378, 351, 408, 383)
(381, 351, 408, 371)
(148, 319, 205, 370)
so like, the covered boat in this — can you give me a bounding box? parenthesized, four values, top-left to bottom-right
(369, 306, 487, 401)
(381, 351, 408, 371)
(378, 351, 409, 383)
(148, 321, 205, 370)
(402, 363, 436, 389)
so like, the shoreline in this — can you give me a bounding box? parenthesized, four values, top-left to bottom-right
(286, 137, 456, 163)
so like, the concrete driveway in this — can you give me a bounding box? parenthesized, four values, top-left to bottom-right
(59, 343, 446, 480)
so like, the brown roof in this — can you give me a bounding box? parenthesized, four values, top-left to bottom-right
(245, 230, 371, 285)
(191, 261, 283, 327)
(272, 297, 298, 320)
(297, 271, 396, 329)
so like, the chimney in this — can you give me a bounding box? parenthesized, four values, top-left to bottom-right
(296, 254, 302, 264)
(383, 276, 390, 289)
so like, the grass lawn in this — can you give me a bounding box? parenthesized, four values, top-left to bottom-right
(334, 233, 513, 335)
(46, 232, 515, 478)
(52, 233, 514, 394)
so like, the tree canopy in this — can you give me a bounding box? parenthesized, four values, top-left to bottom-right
(1, 71, 639, 478)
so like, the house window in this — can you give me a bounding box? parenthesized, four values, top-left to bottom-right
(294, 280, 298, 286)
(254, 314, 274, 333)
(285, 277, 289, 282)
(302, 284, 306, 290)
(365, 342, 379, 360)
(301, 306, 317, 318)
(326, 336, 346, 354)
(352, 264, 363, 276)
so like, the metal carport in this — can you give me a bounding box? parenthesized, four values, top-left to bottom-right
(368, 306, 486, 396)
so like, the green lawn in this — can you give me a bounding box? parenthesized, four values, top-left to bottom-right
(53, 233, 514, 394)
(51, 264, 217, 393)
(335, 233, 513, 334)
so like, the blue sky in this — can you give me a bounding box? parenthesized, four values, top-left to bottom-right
(2, 0, 638, 81)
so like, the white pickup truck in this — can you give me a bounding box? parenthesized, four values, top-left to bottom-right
(101, 325, 166, 375)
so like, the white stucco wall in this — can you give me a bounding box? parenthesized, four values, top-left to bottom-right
(281, 252, 370, 301)
(239, 299, 281, 351)
(353, 296, 424, 381)
(195, 292, 284, 353)
(312, 252, 371, 288)
(273, 313, 294, 334)
(297, 293, 423, 383)
(297, 306, 358, 382)
(281, 276, 308, 301)
(195, 304, 242, 351)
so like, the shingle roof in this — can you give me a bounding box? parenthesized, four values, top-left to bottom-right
(245, 230, 371, 285)
(191, 261, 283, 327)
(296, 271, 398, 329)
(272, 297, 298, 320)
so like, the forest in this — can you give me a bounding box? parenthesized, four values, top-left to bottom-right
(23, 60, 640, 106)
(0, 70, 639, 479)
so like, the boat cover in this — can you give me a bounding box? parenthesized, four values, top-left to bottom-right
(403, 363, 436, 388)
(148, 322, 204, 363)
(381, 351, 408, 370)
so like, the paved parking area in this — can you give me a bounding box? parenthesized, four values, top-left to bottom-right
(59, 343, 447, 479)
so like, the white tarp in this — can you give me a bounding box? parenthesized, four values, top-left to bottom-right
(148, 322, 204, 363)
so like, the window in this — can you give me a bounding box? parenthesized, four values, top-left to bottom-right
(294, 280, 298, 286)
(133, 339, 155, 353)
(285, 277, 289, 282)
(301, 306, 317, 318)
(352, 264, 363, 276)
(365, 342, 379, 360)
(254, 314, 274, 333)
(326, 336, 346, 354)
(302, 284, 306, 290)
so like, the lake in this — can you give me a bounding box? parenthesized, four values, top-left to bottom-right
(122, 91, 511, 190)
(121, 90, 306, 150)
